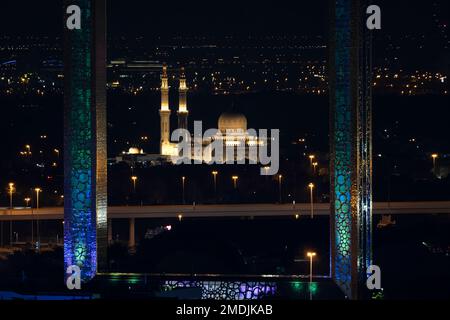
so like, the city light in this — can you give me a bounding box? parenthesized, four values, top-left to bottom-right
(212, 171, 218, 199)
(278, 174, 283, 203)
(312, 162, 318, 174)
(232, 176, 239, 189)
(131, 176, 138, 191)
(307, 252, 317, 284)
(431, 154, 439, 175)
(8, 183, 15, 209)
(308, 183, 315, 219)
(34, 188, 42, 248)
(181, 176, 186, 204)
(34, 188, 42, 208)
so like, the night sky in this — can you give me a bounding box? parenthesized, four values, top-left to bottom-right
(0, 0, 448, 36)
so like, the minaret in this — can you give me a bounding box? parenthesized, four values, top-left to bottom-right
(177, 67, 189, 131)
(160, 64, 171, 154)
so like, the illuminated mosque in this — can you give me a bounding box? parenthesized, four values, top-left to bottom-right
(157, 65, 265, 163)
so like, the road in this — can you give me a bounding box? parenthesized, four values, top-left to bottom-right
(0, 202, 449, 221)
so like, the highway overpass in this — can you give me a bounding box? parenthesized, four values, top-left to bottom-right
(1, 202, 449, 221)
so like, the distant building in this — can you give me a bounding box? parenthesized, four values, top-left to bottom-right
(112, 66, 267, 166)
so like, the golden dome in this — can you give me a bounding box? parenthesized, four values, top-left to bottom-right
(128, 147, 143, 155)
(218, 112, 247, 133)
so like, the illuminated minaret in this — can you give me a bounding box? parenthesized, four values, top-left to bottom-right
(178, 67, 189, 131)
(160, 64, 171, 154)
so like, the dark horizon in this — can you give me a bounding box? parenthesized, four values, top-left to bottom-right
(1, 0, 448, 36)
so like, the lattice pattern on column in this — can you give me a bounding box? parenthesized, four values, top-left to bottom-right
(163, 280, 277, 300)
(64, 0, 107, 281)
(330, 0, 373, 299)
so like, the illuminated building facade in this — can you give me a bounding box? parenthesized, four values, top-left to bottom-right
(158, 67, 265, 162)
(63, 0, 108, 281)
(159, 65, 179, 156)
(178, 67, 189, 130)
(330, 0, 373, 299)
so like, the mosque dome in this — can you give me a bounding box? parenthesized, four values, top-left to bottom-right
(218, 112, 247, 133)
(128, 147, 143, 155)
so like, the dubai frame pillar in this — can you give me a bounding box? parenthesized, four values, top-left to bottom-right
(330, 0, 373, 299)
(63, 0, 108, 281)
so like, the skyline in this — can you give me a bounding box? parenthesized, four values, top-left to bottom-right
(0, 0, 449, 303)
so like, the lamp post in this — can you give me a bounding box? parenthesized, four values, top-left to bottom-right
(308, 155, 315, 166)
(24, 197, 32, 244)
(35, 188, 41, 247)
(8, 183, 14, 209)
(308, 183, 314, 219)
(131, 176, 138, 192)
(278, 175, 283, 203)
(431, 154, 438, 176)
(212, 171, 218, 201)
(232, 176, 239, 189)
(182, 176, 186, 204)
(8, 183, 15, 245)
(307, 252, 316, 283)
(312, 162, 318, 175)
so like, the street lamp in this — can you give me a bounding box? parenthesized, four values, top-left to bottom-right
(212, 171, 218, 198)
(307, 252, 317, 283)
(232, 176, 239, 189)
(182, 176, 186, 204)
(431, 154, 438, 175)
(35, 188, 42, 248)
(312, 162, 318, 175)
(8, 183, 15, 246)
(308, 155, 315, 166)
(308, 183, 315, 219)
(8, 183, 15, 209)
(24, 197, 31, 207)
(131, 176, 138, 192)
(35, 188, 42, 208)
(278, 174, 283, 203)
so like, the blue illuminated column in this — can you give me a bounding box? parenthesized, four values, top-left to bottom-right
(330, 0, 373, 299)
(63, 0, 107, 281)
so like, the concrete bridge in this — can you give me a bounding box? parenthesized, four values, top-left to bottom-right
(1, 202, 449, 221)
(0, 202, 448, 248)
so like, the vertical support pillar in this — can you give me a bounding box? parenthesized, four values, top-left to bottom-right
(108, 219, 113, 243)
(330, 0, 373, 299)
(129, 218, 135, 248)
(63, 0, 108, 282)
